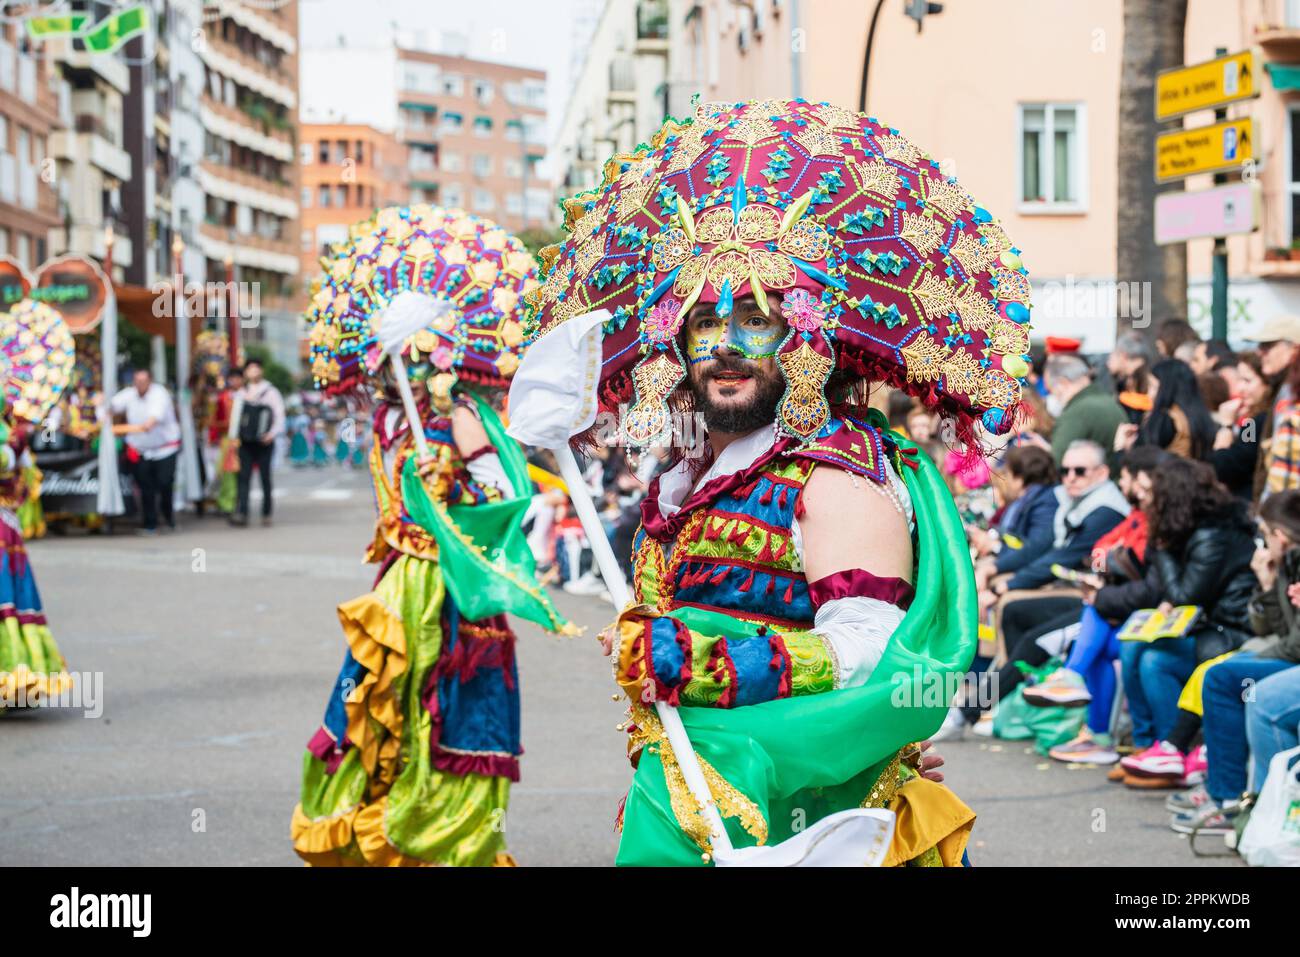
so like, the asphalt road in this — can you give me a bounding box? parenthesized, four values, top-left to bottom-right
(0, 465, 1235, 867)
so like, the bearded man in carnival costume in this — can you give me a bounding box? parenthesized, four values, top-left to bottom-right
(512, 99, 1033, 865)
(290, 206, 571, 866)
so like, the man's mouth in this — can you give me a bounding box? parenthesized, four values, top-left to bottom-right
(710, 369, 753, 385)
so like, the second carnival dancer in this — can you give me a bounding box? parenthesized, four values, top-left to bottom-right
(291, 206, 571, 866)
(514, 98, 1035, 865)
(0, 301, 77, 710)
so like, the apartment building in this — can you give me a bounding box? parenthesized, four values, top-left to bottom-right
(298, 121, 407, 281)
(552, 0, 670, 196)
(395, 47, 549, 233)
(0, 16, 61, 274)
(198, 0, 301, 370)
(122, 0, 206, 291)
(47, 0, 133, 280)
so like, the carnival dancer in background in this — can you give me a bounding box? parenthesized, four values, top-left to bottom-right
(0, 300, 77, 708)
(287, 398, 312, 468)
(290, 206, 571, 866)
(514, 98, 1035, 866)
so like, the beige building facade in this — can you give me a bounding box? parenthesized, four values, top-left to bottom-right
(554, 0, 1300, 350)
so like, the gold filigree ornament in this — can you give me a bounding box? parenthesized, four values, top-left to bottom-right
(624, 350, 686, 446)
(777, 337, 835, 440)
(632, 704, 768, 850)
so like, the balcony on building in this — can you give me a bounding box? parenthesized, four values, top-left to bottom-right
(50, 113, 133, 182)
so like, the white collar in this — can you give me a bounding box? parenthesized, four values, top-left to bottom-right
(657, 424, 778, 517)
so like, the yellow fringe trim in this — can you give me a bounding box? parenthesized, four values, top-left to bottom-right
(337, 593, 408, 790)
(289, 802, 363, 866)
(0, 666, 76, 705)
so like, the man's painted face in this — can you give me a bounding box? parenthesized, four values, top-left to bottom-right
(684, 293, 787, 435)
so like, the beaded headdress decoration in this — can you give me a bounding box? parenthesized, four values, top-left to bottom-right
(0, 299, 75, 423)
(307, 205, 538, 406)
(524, 98, 1032, 448)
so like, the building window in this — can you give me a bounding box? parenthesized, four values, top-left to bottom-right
(505, 193, 522, 216)
(318, 141, 329, 163)
(473, 116, 493, 137)
(301, 186, 311, 208)
(319, 184, 330, 207)
(301, 229, 313, 251)
(505, 158, 521, 178)
(441, 111, 463, 134)
(443, 74, 463, 97)
(505, 118, 522, 142)
(300, 141, 312, 165)
(441, 152, 462, 173)
(472, 154, 492, 177)
(443, 183, 464, 208)
(474, 79, 494, 104)
(337, 184, 348, 206)
(1019, 103, 1085, 211)
(355, 140, 364, 164)
(16, 232, 28, 267)
(473, 188, 494, 211)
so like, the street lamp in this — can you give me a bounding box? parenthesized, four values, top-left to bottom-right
(858, 0, 943, 113)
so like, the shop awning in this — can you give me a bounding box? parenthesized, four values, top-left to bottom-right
(1265, 62, 1300, 90)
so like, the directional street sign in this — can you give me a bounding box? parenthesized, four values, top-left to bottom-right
(1154, 181, 1260, 245)
(1157, 50, 1258, 121)
(1155, 117, 1253, 183)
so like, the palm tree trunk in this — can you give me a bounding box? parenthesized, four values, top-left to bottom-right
(1117, 0, 1188, 344)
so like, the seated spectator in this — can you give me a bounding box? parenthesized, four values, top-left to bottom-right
(936, 441, 1129, 738)
(1116, 358, 1218, 461)
(1212, 352, 1271, 500)
(1045, 354, 1127, 472)
(1243, 316, 1300, 499)
(982, 440, 1129, 602)
(1118, 459, 1257, 784)
(1179, 491, 1300, 834)
(1026, 448, 1167, 764)
(970, 446, 1057, 573)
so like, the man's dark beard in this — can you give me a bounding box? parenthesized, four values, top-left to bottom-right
(688, 355, 785, 435)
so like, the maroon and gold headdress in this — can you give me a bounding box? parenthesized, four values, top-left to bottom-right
(524, 98, 1032, 447)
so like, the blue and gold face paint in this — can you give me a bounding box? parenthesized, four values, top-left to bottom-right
(685, 301, 785, 364)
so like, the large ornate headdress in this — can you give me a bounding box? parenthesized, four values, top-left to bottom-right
(0, 299, 76, 423)
(524, 99, 1032, 448)
(307, 206, 538, 404)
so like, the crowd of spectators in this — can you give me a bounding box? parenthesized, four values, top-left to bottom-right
(921, 316, 1300, 856)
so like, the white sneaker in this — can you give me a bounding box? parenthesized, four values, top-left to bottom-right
(971, 713, 995, 737)
(562, 572, 606, 596)
(929, 707, 967, 742)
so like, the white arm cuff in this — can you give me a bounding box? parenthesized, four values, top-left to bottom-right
(467, 453, 514, 500)
(811, 596, 906, 689)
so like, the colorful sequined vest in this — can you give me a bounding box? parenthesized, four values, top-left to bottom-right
(632, 416, 896, 633)
(367, 400, 501, 564)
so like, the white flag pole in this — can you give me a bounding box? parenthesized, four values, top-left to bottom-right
(551, 442, 734, 857)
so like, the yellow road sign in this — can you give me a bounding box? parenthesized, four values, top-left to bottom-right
(1157, 50, 1258, 121)
(1155, 118, 1253, 183)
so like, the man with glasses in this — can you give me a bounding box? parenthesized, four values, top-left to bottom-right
(981, 440, 1130, 608)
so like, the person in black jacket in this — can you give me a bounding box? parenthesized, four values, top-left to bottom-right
(1118, 459, 1257, 780)
(1191, 491, 1300, 826)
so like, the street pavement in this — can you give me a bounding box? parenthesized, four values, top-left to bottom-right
(0, 465, 1236, 867)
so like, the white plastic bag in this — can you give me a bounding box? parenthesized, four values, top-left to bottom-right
(1239, 744, 1300, 867)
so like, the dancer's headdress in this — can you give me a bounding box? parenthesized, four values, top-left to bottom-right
(524, 99, 1032, 448)
(307, 205, 538, 406)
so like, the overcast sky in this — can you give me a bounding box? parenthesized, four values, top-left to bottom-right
(298, 0, 598, 140)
